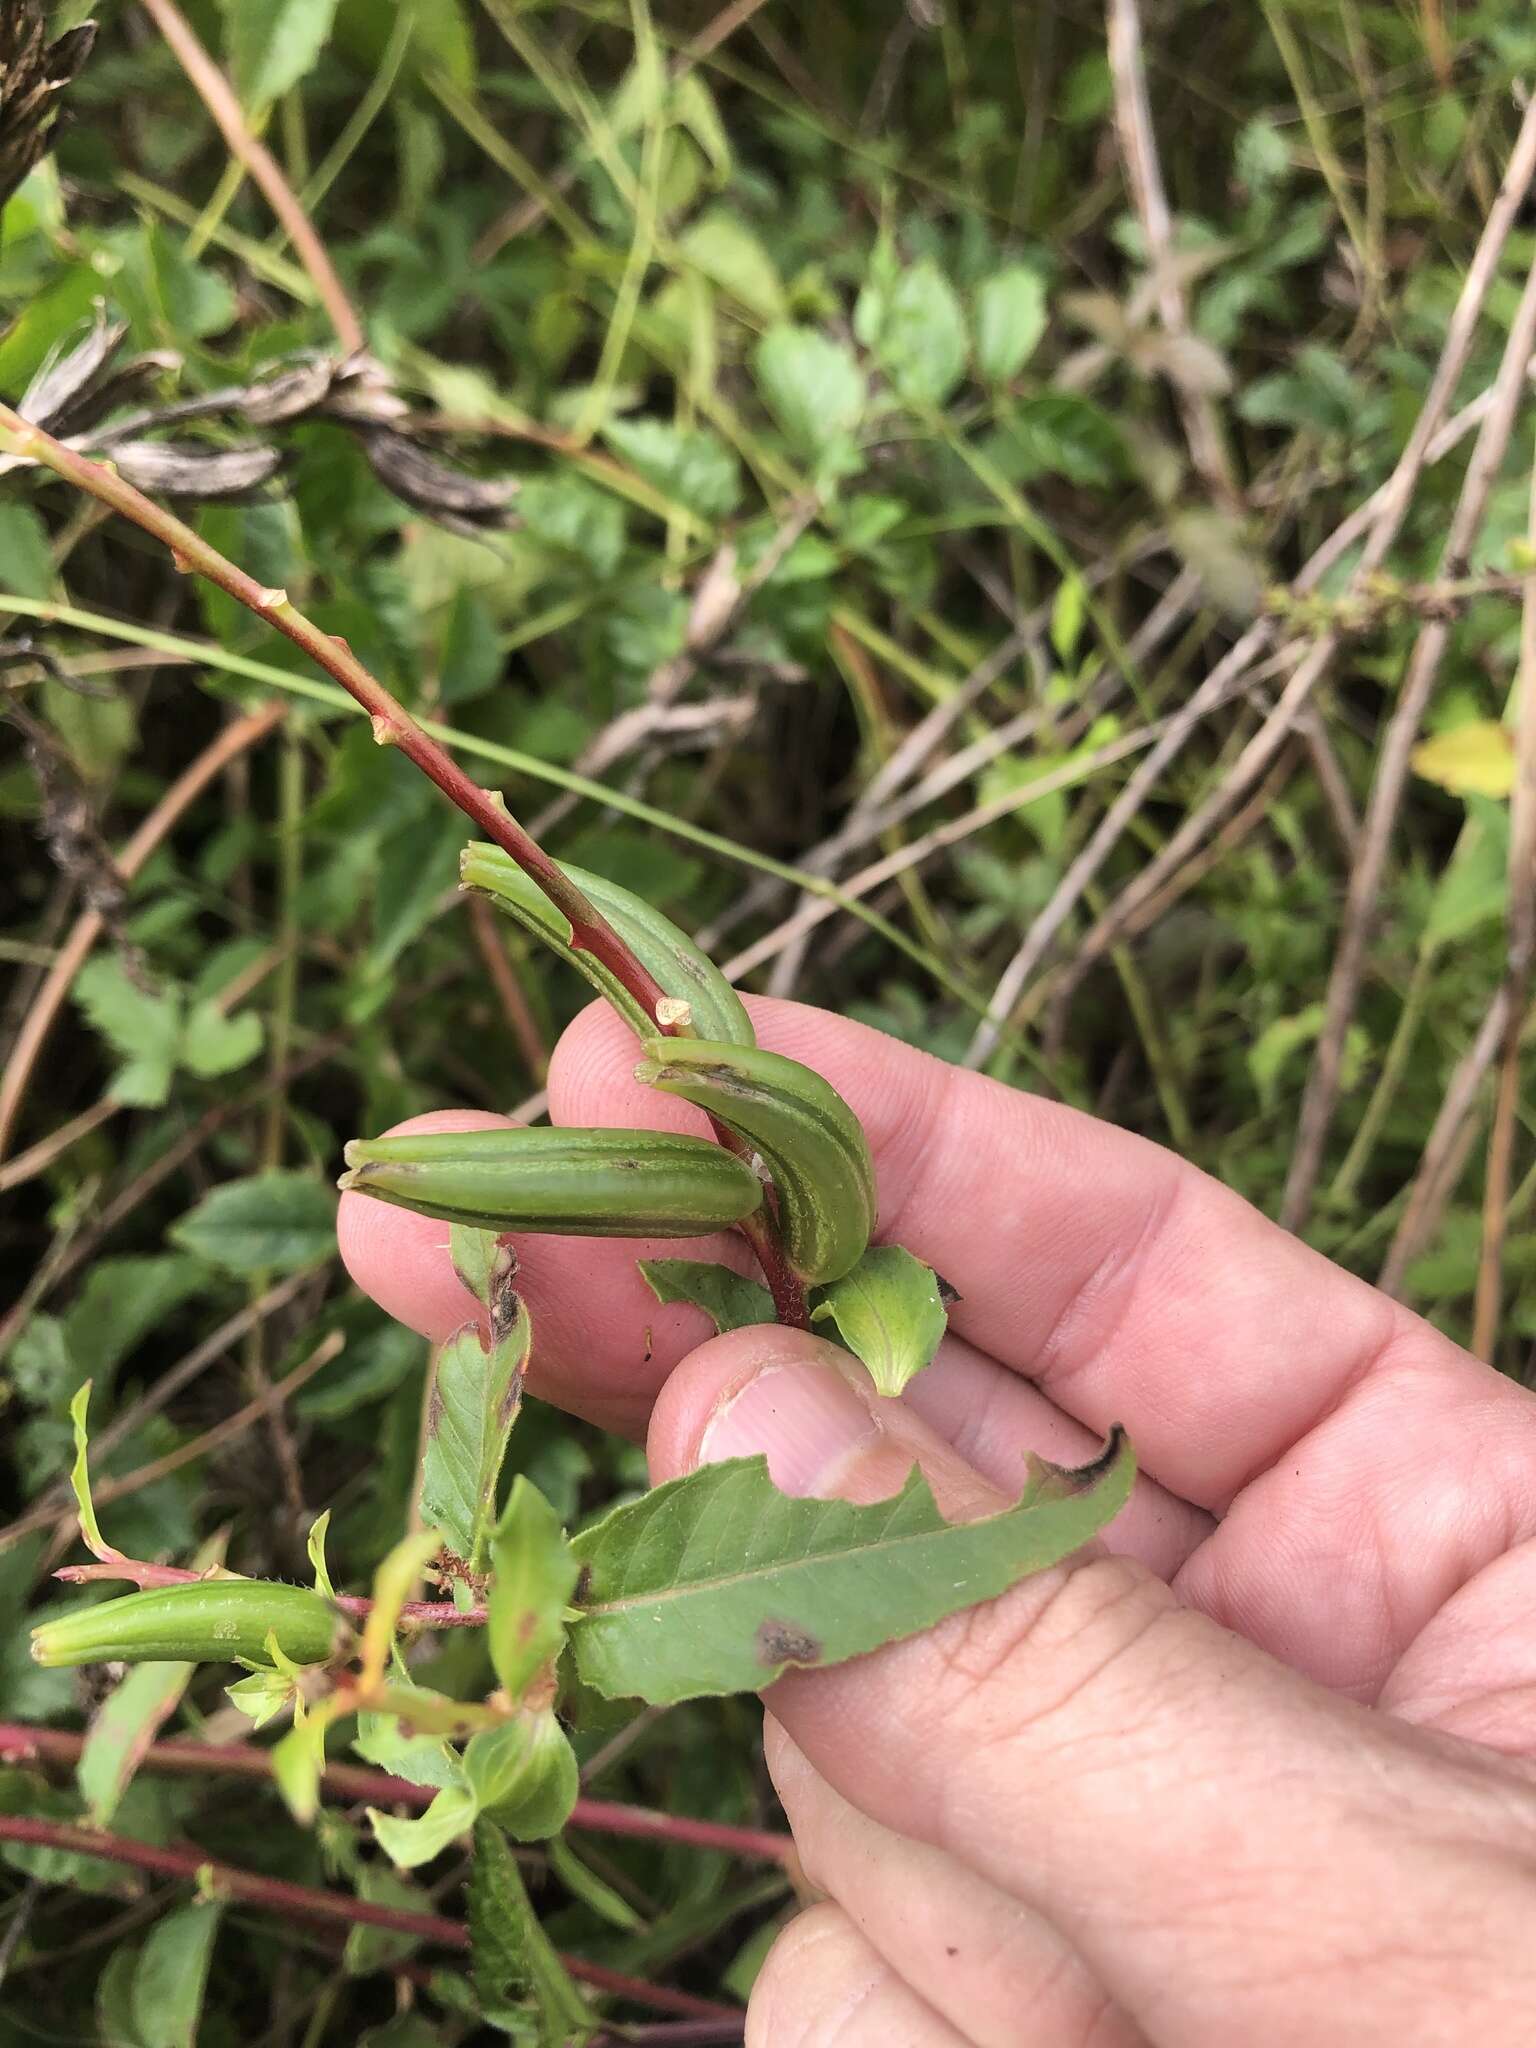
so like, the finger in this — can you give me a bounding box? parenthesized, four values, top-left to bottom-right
(337, 1109, 749, 1437)
(559, 995, 1536, 1695)
(550, 995, 1419, 1510)
(1379, 1535, 1536, 1754)
(654, 1333, 1536, 2048)
(748, 1903, 972, 2048)
(337, 1126, 1213, 1579)
(767, 1719, 1146, 2048)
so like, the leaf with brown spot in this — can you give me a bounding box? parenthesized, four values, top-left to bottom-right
(570, 1430, 1136, 1704)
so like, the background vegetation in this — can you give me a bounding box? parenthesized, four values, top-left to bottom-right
(2, 0, 1535, 2039)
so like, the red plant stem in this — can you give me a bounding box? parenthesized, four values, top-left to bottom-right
(0, 404, 669, 1029)
(0, 1813, 737, 2021)
(0, 1722, 794, 1867)
(53, 1557, 490, 1630)
(0, 402, 810, 1325)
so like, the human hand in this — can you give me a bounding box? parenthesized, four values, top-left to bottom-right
(340, 997, 1536, 2047)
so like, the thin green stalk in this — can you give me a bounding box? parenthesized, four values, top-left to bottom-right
(187, 152, 250, 261)
(1261, 0, 1376, 305)
(117, 172, 315, 301)
(574, 0, 667, 444)
(1328, 945, 1437, 1208)
(289, 0, 415, 227)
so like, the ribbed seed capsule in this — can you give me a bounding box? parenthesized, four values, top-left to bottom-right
(30, 1581, 340, 1669)
(460, 843, 755, 1046)
(339, 1125, 765, 1236)
(634, 1041, 876, 1284)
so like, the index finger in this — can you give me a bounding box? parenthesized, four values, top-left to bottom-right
(547, 994, 1438, 1511)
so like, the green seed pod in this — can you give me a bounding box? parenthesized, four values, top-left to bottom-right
(460, 843, 755, 1047)
(30, 1580, 340, 1670)
(339, 1125, 765, 1237)
(633, 1041, 876, 1284)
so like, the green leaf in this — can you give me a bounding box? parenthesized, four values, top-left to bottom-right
(486, 1478, 578, 1702)
(369, 1785, 478, 1870)
(464, 1711, 578, 1841)
(170, 1172, 337, 1275)
(754, 325, 865, 478)
(518, 477, 626, 579)
(570, 1432, 1134, 1704)
(78, 1661, 195, 1827)
(1425, 799, 1508, 945)
(973, 265, 1048, 385)
(0, 503, 54, 599)
(469, 1819, 592, 2039)
(179, 999, 264, 1079)
(677, 206, 784, 319)
(225, 1667, 294, 1730)
(638, 1258, 774, 1335)
(67, 1381, 112, 1558)
(862, 259, 968, 408)
(810, 1245, 947, 1398)
(420, 1250, 530, 1572)
(74, 958, 180, 1109)
(130, 1902, 222, 2048)
(218, 0, 340, 105)
(270, 1703, 333, 1823)
(602, 417, 741, 522)
(1411, 720, 1515, 799)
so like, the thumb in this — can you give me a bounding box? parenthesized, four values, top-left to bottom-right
(648, 1329, 1534, 2048)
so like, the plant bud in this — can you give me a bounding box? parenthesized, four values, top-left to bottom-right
(31, 1581, 341, 1670)
(339, 1125, 764, 1237)
(460, 843, 755, 1048)
(634, 1041, 876, 1284)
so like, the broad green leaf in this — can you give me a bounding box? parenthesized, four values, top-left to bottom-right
(179, 999, 264, 1079)
(677, 206, 784, 318)
(863, 259, 968, 408)
(78, 1661, 194, 1827)
(420, 1263, 530, 1573)
(75, 957, 179, 1109)
(638, 1258, 774, 1335)
(0, 503, 53, 599)
(1425, 799, 1508, 945)
(344, 1864, 432, 1976)
(464, 1711, 578, 1841)
(570, 1433, 1134, 1704)
(218, 0, 340, 105)
(271, 1705, 333, 1823)
(171, 1173, 337, 1275)
(810, 1246, 947, 1398)
(754, 325, 865, 478)
(469, 1819, 592, 2039)
(130, 1902, 222, 2048)
(486, 1478, 578, 1702)
(1410, 721, 1515, 799)
(449, 1223, 504, 1307)
(602, 417, 741, 522)
(974, 265, 1048, 384)
(369, 1785, 478, 1870)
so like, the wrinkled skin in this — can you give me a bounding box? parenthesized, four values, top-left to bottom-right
(341, 996, 1536, 2047)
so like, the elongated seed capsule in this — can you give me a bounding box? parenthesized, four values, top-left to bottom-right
(339, 1125, 765, 1236)
(633, 1041, 876, 1284)
(30, 1581, 340, 1670)
(460, 843, 755, 1047)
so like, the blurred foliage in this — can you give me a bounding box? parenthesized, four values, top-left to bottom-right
(3, 0, 1536, 2036)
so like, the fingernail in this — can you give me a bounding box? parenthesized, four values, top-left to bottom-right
(698, 1357, 899, 1500)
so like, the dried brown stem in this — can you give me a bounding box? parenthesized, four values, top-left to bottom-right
(1052, 95, 1536, 1041)
(1107, 0, 1239, 512)
(135, 0, 363, 354)
(1472, 445, 1536, 1355)
(1282, 240, 1536, 1229)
